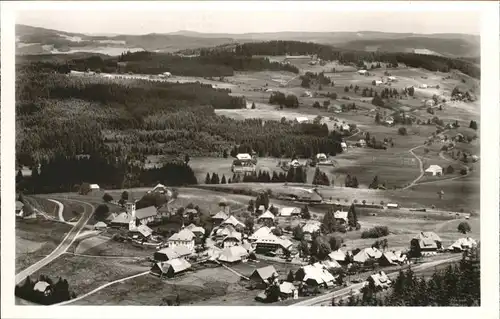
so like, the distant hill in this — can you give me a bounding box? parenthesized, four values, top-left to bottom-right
(16, 24, 480, 58)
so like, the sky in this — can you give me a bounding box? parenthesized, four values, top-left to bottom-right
(16, 7, 481, 36)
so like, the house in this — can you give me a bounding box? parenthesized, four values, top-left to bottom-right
(249, 266, 279, 289)
(254, 234, 294, 255)
(425, 165, 443, 176)
(217, 246, 249, 263)
(425, 99, 436, 107)
(358, 139, 367, 147)
(366, 271, 391, 290)
(279, 207, 300, 217)
(302, 220, 321, 234)
(168, 228, 196, 252)
(357, 70, 367, 75)
(341, 124, 350, 131)
(16, 201, 24, 215)
(111, 201, 158, 229)
(257, 211, 275, 223)
(411, 231, 442, 252)
(384, 117, 394, 126)
(185, 223, 205, 237)
(321, 259, 342, 270)
(89, 184, 100, 192)
(333, 210, 348, 224)
(154, 246, 192, 262)
(94, 221, 108, 230)
(213, 224, 237, 240)
(159, 72, 172, 78)
(386, 203, 399, 209)
(375, 80, 383, 86)
(222, 230, 243, 248)
(353, 247, 382, 263)
(150, 258, 191, 278)
(328, 249, 348, 264)
(387, 76, 397, 82)
(448, 237, 477, 252)
(295, 263, 336, 287)
(296, 116, 310, 123)
(110, 212, 131, 228)
(279, 282, 298, 299)
(33, 281, 52, 297)
(379, 251, 407, 266)
(340, 142, 347, 151)
(249, 226, 273, 241)
(236, 153, 252, 161)
(221, 215, 245, 230)
(151, 183, 172, 196)
(134, 224, 153, 238)
(420, 84, 428, 89)
(211, 211, 229, 225)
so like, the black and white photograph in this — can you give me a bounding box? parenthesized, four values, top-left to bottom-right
(1, 1, 499, 318)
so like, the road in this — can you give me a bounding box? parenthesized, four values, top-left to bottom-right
(48, 198, 66, 223)
(403, 145, 425, 190)
(15, 198, 95, 285)
(290, 255, 462, 306)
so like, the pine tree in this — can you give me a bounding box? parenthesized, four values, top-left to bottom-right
(369, 175, 379, 189)
(352, 177, 359, 188)
(221, 175, 227, 184)
(205, 173, 211, 184)
(347, 204, 358, 227)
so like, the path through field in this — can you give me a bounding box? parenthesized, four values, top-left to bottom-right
(403, 145, 425, 190)
(15, 198, 95, 285)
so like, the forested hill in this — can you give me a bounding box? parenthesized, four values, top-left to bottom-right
(179, 41, 479, 79)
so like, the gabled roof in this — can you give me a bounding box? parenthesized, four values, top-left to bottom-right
(369, 271, 391, 288)
(156, 247, 181, 260)
(16, 201, 24, 210)
(222, 215, 245, 228)
(217, 246, 248, 263)
(279, 282, 297, 294)
(254, 234, 293, 250)
(302, 221, 321, 234)
(223, 230, 242, 243)
(299, 263, 336, 285)
(106, 212, 118, 221)
(137, 224, 153, 237)
(94, 221, 108, 228)
(425, 165, 443, 173)
(89, 184, 100, 189)
(322, 259, 341, 269)
(448, 237, 477, 251)
(353, 247, 382, 263)
(33, 281, 50, 292)
(168, 228, 196, 242)
(413, 232, 442, 242)
(249, 226, 272, 241)
(156, 258, 191, 274)
(280, 207, 300, 216)
(212, 211, 229, 221)
(236, 153, 252, 161)
(250, 265, 278, 282)
(111, 212, 131, 224)
(334, 210, 348, 221)
(135, 206, 158, 219)
(185, 223, 205, 235)
(328, 249, 347, 262)
(257, 211, 275, 221)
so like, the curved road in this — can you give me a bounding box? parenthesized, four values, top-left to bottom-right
(291, 255, 462, 306)
(403, 145, 425, 190)
(15, 198, 95, 285)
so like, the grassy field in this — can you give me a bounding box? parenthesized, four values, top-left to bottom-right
(15, 218, 72, 272)
(29, 253, 150, 296)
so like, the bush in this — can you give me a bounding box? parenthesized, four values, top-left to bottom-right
(102, 193, 113, 202)
(94, 204, 110, 221)
(361, 226, 389, 239)
(398, 127, 408, 136)
(458, 222, 471, 234)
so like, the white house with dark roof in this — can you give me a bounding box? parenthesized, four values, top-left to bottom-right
(212, 211, 229, 225)
(425, 165, 443, 176)
(221, 215, 245, 230)
(257, 211, 275, 223)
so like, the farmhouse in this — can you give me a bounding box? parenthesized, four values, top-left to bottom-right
(358, 139, 367, 147)
(340, 142, 347, 151)
(411, 231, 442, 252)
(185, 223, 205, 237)
(333, 210, 348, 224)
(222, 230, 243, 248)
(33, 281, 53, 297)
(357, 70, 367, 75)
(111, 201, 158, 228)
(425, 165, 443, 176)
(367, 271, 391, 290)
(15, 201, 24, 217)
(254, 234, 294, 255)
(328, 249, 348, 264)
(379, 251, 407, 266)
(341, 124, 350, 131)
(279, 207, 300, 217)
(420, 84, 428, 89)
(151, 258, 191, 278)
(375, 80, 383, 86)
(353, 247, 382, 263)
(448, 237, 477, 252)
(296, 116, 310, 123)
(295, 263, 335, 287)
(302, 220, 321, 241)
(386, 203, 399, 209)
(154, 246, 192, 262)
(249, 265, 279, 289)
(168, 228, 196, 252)
(221, 215, 245, 230)
(236, 153, 252, 161)
(279, 282, 298, 299)
(159, 72, 172, 78)
(211, 211, 229, 225)
(217, 246, 249, 263)
(89, 184, 100, 192)
(133, 224, 153, 238)
(321, 259, 341, 270)
(249, 226, 273, 241)
(387, 76, 397, 82)
(257, 211, 275, 223)
(384, 117, 394, 126)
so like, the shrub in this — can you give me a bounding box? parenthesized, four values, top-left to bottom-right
(102, 193, 113, 202)
(458, 222, 471, 234)
(94, 204, 109, 221)
(361, 226, 389, 239)
(398, 127, 408, 136)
